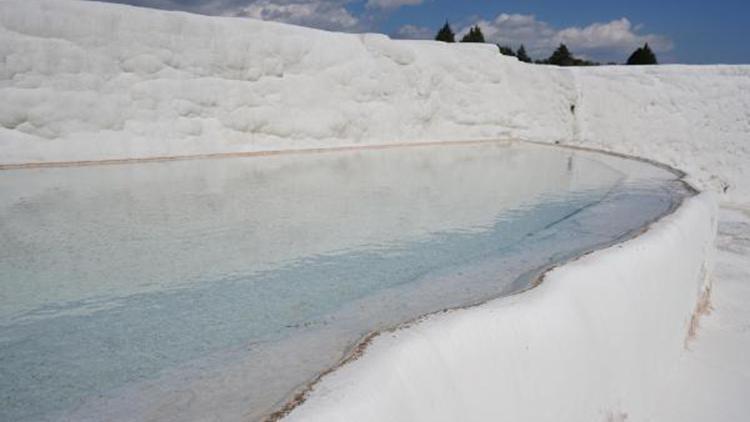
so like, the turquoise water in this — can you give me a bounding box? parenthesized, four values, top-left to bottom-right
(0, 142, 688, 421)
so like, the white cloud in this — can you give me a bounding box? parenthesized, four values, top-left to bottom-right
(97, 0, 362, 32)
(556, 18, 673, 59)
(395, 24, 434, 39)
(235, 0, 360, 31)
(459, 14, 673, 62)
(366, 0, 422, 9)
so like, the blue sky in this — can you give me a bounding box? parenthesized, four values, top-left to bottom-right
(96, 0, 750, 64)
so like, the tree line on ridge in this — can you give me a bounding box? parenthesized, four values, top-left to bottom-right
(434, 22, 658, 66)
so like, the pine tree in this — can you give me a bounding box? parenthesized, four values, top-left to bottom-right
(626, 43, 658, 65)
(497, 45, 516, 57)
(516, 45, 532, 63)
(435, 21, 455, 43)
(547, 43, 575, 66)
(460, 25, 485, 43)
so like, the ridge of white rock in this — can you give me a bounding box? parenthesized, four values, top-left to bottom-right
(0, 0, 573, 163)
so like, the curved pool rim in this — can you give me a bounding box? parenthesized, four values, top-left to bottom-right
(242, 139, 697, 421)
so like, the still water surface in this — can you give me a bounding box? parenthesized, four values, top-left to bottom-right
(0, 142, 689, 421)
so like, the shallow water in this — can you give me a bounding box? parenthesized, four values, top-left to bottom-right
(0, 142, 689, 421)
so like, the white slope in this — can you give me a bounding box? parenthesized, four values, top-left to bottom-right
(0, 0, 573, 163)
(572, 66, 750, 204)
(652, 206, 750, 422)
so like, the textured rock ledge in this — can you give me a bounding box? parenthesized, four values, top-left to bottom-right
(285, 192, 717, 422)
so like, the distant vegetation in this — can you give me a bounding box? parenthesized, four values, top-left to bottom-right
(435, 22, 455, 43)
(537, 44, 600, 66)
(460, 25, 485, 43)
(626, 43, 658, 65)
(515, 45, 532, 63)
(434, 22, 658, 66)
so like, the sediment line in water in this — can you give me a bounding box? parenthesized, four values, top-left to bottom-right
(0, 139, 693, 193)
(0, 139, 513, 170)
